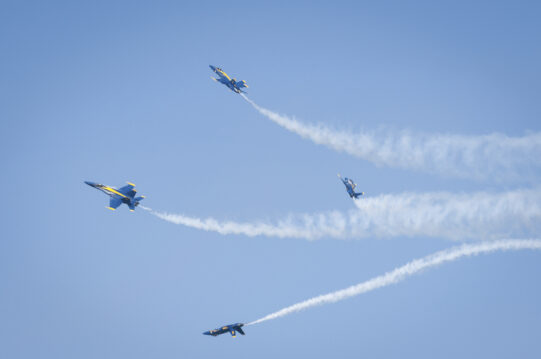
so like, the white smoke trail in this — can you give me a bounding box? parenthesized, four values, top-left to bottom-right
(247, 239, 541, 325)
(144, 188, 541, 240)
(241, 94, 541, 180)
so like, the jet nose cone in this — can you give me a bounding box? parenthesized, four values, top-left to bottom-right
(209, 65, 215, 70)
(84, 181, 94, 186)
(203, 331, 211, 335)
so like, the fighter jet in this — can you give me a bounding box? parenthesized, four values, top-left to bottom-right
(209, 65, 248, 94)
(85, 181, 145, 211)
(203, 323, 245, 337)
(337, 174, 364, 199)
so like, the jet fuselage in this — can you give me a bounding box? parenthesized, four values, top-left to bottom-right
(209, 65, 248, 94)
(203, 323, 245, 337)
(85, 181, 144, 211)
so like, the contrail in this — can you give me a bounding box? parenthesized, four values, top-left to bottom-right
(241, 94, 541, 181)
(247, 239, 541, 325)
(143, 188, 541, 240)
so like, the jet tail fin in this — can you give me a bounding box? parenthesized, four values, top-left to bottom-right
(237, 327, 245, 335)
(127, 196, 145, 211)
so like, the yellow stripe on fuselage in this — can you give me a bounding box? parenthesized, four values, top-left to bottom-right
(103, 186, 128, 198)
(218, 69, 231, 81)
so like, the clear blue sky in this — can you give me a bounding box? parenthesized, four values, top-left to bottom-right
(1, 1, 540, 358)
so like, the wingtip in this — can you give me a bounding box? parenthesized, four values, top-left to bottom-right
(106, 207, 116, 211)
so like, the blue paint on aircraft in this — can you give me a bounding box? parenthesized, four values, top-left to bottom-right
(203, 323, 245, 337)
(85, 181, 145, 211)
(209, 65, 248, 94)
(337, 174, 364, 199)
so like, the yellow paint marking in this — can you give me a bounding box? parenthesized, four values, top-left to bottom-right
(126, 182, 136, 186)
(103, 186, 128, 198)
(107, 207, 116, 211)
(219, 70, 231, 81)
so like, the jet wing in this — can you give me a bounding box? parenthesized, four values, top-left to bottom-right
(118, 183, 136, 197)
(108, 197, 122, 210)
(230, 330, 236, 337)
(237, 327, 245, 335)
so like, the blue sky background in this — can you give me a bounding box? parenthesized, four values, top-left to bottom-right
(1, 1, 540, 358)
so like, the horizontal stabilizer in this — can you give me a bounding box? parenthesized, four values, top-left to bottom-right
(354, 192, 365, 198)
(236, 80, 248, 88)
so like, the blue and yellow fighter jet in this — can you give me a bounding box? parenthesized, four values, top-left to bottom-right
(209, 65, 248, 94)
(85, 181, 145, 211)
(203, 323, 245, 337)
(337, 174, 364, 199)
